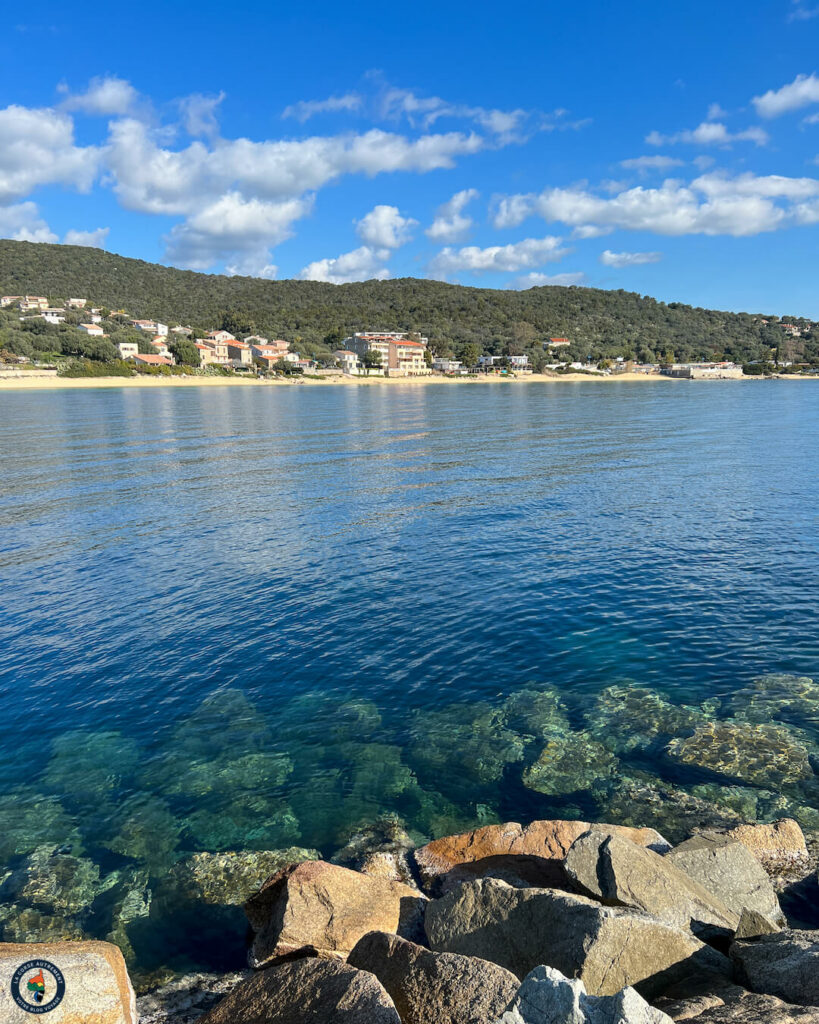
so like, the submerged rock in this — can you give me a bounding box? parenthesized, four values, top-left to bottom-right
(666, 832, 785, 923)
(586, 684, 705, 755)
(424, 877, 729, 997)
(522, 733, 619, 796)
(244, 859, 427, 967)
(730, 674, 819, 730)
(0, 904, 88, 942)
(43, 729, 141, 800)
(332, 815, 417, 887)
(348, 930, 519, 1024)
(408, 702, 526, 785)
(0, 845, 113, 917)
(106, 794, 184, 871)
(137, 971, 250, 1024)
(495, 965, 673, 1024)
(197, 958, 401, 1024)
(666, 721, 814, 787)
(500, 687, 571, 741)
(161, 848, 319, 909)
(0, 790, 83, 860)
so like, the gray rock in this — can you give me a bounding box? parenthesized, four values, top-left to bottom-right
(197, 958, 401, 1023)
(662, 992, 819, 1021)
(137, 972, 250, 1024)
(565, 831, 738, 939)
(730, 929, 819, 1006)
(494, 965, 673, 1023)
(424, 877, 729, 998)
(348, 930, 519, 1024)
(734, 907, 781, 939)
(667, 833, 784, 924)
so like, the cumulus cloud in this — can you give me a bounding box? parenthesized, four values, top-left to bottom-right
(356, 204, 417, 247)
(491, 171, 819, 237)
(428, 235, 567, 278)
(426, 188, 479, 242)
(297, 245, 391, 284)
(570, 224, 614, 238)
(63, 226, 109, 247)
(283, 93, 363, 121)
(60, 75, 139, 116)
(179, 92, 225, 137)
(165, 192, 313, 272)
(0, 105, 100, 202)
(646, 122, 768, 147)
(0, 201, 57, 242)
(379, 87, 538, 143)
(507, 271, 586, 289)
(621, 155, 685, 173)
(600, 249, 662, 267)
(706, 103, 728, 120)
(753, 72, 819, 117)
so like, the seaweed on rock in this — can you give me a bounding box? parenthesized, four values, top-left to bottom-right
(521, 731, 619, 796)
(586, 683, 706, 754)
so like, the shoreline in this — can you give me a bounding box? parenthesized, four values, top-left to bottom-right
(0, 370, 814, 391)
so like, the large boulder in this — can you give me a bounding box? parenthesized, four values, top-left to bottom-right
(424, 877, 729, 998)
(243, 860, 426, 967)
(494, 965, 673, 1023)
(137, 971, 250, 1024)
(721, 820, 812, 879)
(730, 929, 819, 1006)
(197, 958, 400, 1023)
(564, 831, 737, 939)
(348, 930, 518, 1024)
(666, 832, 784, 923)
(0, 940, 136, 1023)
(414, 820, 669, 893)
(661, 992, 819, 1021)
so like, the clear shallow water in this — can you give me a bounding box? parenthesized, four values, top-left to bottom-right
(0, 380, 818, 977)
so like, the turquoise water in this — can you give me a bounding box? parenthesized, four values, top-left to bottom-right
(0, 380, 817, 978)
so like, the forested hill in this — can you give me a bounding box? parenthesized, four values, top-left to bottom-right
(0, 239, 803, 364)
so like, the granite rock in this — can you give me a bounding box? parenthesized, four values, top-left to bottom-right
(730, 929, 819, 1006)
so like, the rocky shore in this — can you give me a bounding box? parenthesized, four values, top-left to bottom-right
(3, 814, 817, 1023)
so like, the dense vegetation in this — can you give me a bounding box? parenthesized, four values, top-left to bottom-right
(1, 239, 817, 367)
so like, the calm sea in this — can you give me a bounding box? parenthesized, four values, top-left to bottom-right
(1, 380, 817, 974)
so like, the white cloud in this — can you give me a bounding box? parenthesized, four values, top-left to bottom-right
(0, 201, 57, 242)
(0, 105, 100, 202)
(570, 224, 613, 239)
(706, 103, 728, 120)
(63, 226, 109, 247)
(646, 122, 768, 147)
(179, 92, 225, 137)
(283, 94, 363, 121)
(356, 204, 417, 247)
(600, 249, 662, 267)
(165, 192, 313, 272)
(297, 245, 391, 284)
(379, 87, 535, 142)
(621, 155, 685, 172)
(789, 2, 819, 21)
(428, 235, 567, 278)
(61, 76, 139, 116)
(425, 188, 479, 242)
(507, 271, 586, 289)
(753, 73, 819, 117)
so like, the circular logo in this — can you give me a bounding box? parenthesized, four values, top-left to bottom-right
(11, 960, 65, 1014)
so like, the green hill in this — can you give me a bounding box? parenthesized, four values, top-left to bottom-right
(0, 239, 810, 365)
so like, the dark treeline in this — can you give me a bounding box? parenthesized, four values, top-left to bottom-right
(1, 239, 815, 366)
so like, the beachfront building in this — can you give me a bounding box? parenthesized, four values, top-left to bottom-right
(478, 354, 529, 370)
(226, 340, 253, 367)
(78, 323, 105, 337)
(433, 357, 463, 373)
(196, 339, 231, 365)
(251, 341, 289, 367)
(661, 362, 744, 379)
(334, 349, 362, 375)
(132, 353, 173, 367)
(151, 338, 172, 359)
(344, 331, 431, 377)
(117, 342, 139, 359)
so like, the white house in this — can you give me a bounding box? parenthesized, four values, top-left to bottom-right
(117, 342, 139, 359)
(78, 323, 104, 337)
(334, 349, 361, 375)
(433, 357, 463, 373)
(151, 338, 172, 359)
(66, 298, 87, 309)
(207, 330, 235, 343)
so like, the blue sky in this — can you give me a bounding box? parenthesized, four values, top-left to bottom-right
(3, 0, 819, 314)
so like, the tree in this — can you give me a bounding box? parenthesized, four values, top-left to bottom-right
(423, 347, 433, 367)
(324, 327, 346, 348)
(362, 349, 383, 375)
(169, 338, 201, 367)
(459, 342, 480, 369)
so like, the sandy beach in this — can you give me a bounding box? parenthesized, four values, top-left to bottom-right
(0, 370, 681, 391)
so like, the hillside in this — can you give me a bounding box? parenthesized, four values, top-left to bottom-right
(0, 239, 809, 365)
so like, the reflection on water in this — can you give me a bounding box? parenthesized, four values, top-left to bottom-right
(0, 382, 818, 982)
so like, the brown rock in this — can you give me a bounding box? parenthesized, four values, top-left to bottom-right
(347, 930, 518, 1024)
(244, 860, 426, 967)
(662, 992, 819, 1021)
(198, 958, 400, 1023)
(0, 940, 136, 1023)
(413, 819, 669, 892)
(730, 929, 819, 1006)
(734, 907, 781, 939)
(424, 877, 729, 998)
(722, 820, 811, 878)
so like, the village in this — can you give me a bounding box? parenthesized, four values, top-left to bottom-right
(0, 294, 811, 381)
